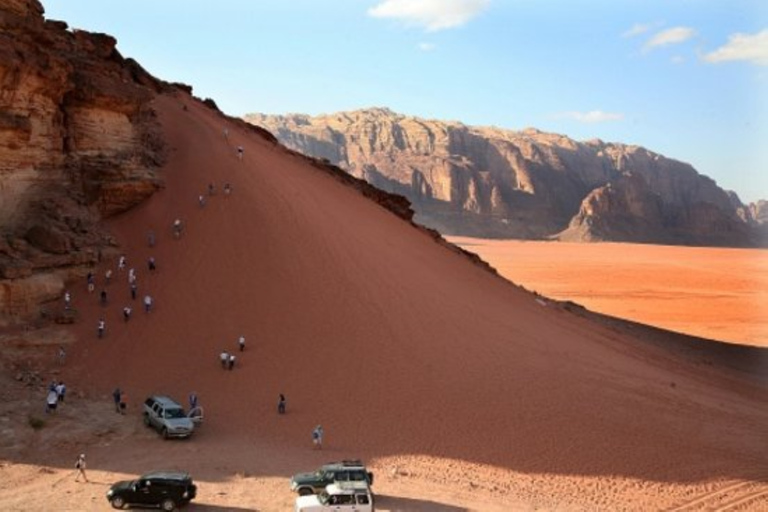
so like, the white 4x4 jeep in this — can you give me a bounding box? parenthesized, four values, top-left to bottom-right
(295, 482, 373, 512)
(143, 395, 195, 439)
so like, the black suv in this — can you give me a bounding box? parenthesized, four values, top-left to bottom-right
(106, 471, 197, 510)
(290, 460, 374, 496)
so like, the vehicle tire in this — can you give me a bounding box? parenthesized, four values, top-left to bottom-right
(162, 427, 170, 440)
(298, 487, 313, 496)
(160, 498, 176, 511)
(110, 496, 126, 509)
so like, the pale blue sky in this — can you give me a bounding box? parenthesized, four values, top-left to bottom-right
(45, 1, 767, 203)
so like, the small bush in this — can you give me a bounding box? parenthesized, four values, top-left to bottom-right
(28, 415, 46, 430)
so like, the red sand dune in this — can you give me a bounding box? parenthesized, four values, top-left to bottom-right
(54, 93, 767, 508)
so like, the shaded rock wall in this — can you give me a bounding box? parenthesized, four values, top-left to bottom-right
(247, 109, 764, 247)
(0, 0, 165, 321)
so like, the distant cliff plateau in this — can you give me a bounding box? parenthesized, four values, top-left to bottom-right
(247, 108, 767, 247)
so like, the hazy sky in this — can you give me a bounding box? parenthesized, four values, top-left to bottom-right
(45, 1, 767, 202)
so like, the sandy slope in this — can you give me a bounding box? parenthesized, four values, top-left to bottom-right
(448, 238, 768, 347)
(1, 93, 766, 511)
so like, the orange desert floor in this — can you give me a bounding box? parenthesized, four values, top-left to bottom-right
(449, 238, 768, 348)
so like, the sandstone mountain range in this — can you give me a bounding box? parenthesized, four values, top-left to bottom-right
(247, 109, 768, 247)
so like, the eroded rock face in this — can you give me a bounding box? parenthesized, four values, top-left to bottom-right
(247, 109, 763, 247)
(0, 0, 165, 322)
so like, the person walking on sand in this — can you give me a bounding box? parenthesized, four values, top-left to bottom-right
(119, 390, 127, 415)
(147, 257, 156, 273)
(131, 282, 138, 300)
(143, 294, 153, 313)
(87, 272, 95, 293)
(223, 183, 232, 196)
(220, 350, 229, 370)
(278, 393, 286, 414)
(105, 269, 112, 285)
(173, 218, 183, 239)
(189, 392, 198, 410)
(100, 289, 108, 306)
(237, 335, 245, 352)
(45, 387, 59, 413)
(63, 290, 71, 310)
(113, 387, 121, 413)
(237, 145, 244, 160)
(123, 306, 132, 322)
(55, 381, 66, 403)
(74, 454, 88, 483)
(228, 353, 236, 370)
(97, 318, 105, 338)
(57, 345, 66, 365)
(118, 255, 126, 271)
(198, 194, 206, 208)
(312, 425, 323, 450)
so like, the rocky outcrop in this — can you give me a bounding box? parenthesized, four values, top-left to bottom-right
(247, 109, 764, 247)
(0, 0, 166, 322)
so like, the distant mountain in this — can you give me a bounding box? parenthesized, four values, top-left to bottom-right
(246, 108, 766, 247)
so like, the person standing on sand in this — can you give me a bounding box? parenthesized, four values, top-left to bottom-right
(63, 291, 71, 310)
(238, 335, 245, 352)
(74, 454, 88, 483)
(148, 257, 156, 273)
(97, 318, 105, 338)
(131, 282, 138, 300)
(237, 146, 244, 160)
(45, 388, 58, 413)
(123, 306, 132, 322)
(189, 392, 198, 410)
(100, 289, 108, 306)
(220, 350, 229, 370)
(312, 425, 323, 450)
(118, 255, 126, 271)
(228, 354, 236, 370)
(105, 269, 112, 285)
(278, 394, 286, 414)
(143, 295, 153, 313)
(55, 381, 66, 403)
(113, 387, 121, 413)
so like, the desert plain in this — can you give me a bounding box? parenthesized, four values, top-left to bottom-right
(448, 238, 768, 348)
(0, 94, 766, 512)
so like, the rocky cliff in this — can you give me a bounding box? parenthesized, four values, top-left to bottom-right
(0, 0, 166, 321)
(247, 108, 765, 247)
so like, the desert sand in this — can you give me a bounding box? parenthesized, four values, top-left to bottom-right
(448, 238, 768, 348)
(0, 93, 766, 511)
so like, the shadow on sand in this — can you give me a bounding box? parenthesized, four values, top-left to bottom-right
(374, 494, 467, 511)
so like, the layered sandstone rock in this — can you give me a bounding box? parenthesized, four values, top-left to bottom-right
(0, 0, 165, 322)
(247, 109, 763, 247)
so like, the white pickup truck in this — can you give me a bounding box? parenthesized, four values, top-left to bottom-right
(295, 482, 373, 512)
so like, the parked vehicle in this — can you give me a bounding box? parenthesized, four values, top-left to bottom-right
(143, 395, 194, 439)
(295, 482, 373, 512)
(290, 460, 373, 495)
(106, 471, 196, 510)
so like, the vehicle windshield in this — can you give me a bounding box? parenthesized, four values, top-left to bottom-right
(318, 491, 330, 505)
(165, 408, 186, 419)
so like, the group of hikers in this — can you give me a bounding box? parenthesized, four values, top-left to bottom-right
(58, 128, 327, 484)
